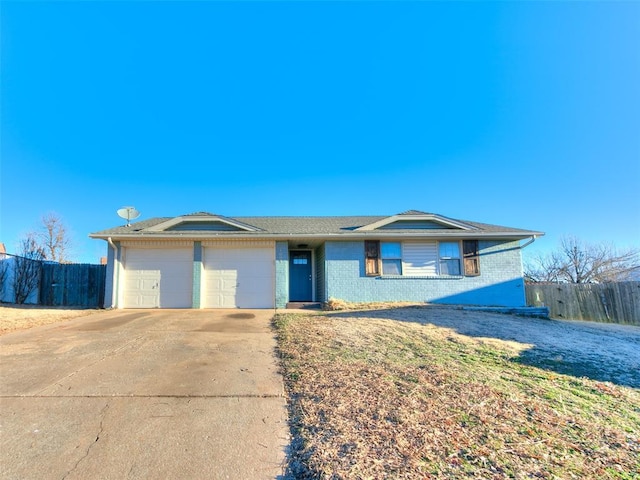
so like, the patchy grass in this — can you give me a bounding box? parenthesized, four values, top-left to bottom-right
(274, 311, 640, 479)
(322, 298, 422, 311)
(0, 304, 96, 335)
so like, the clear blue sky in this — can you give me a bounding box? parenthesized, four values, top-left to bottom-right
(1, 1, 639, 264)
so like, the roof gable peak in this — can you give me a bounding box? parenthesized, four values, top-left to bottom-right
(143, 213, 262, 233)
(355, 212, 476, 231)
(398, 209, 431, 215)
(185, 211, 219, 217)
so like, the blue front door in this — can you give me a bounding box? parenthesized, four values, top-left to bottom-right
(289, 251, 312, 301)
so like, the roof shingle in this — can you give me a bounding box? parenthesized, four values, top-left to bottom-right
(90, 212, 542, 239)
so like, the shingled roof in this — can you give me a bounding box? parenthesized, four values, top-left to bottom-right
(90, 211, 543, 240)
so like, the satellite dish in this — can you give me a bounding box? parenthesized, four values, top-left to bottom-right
(117, 206, 141, 226)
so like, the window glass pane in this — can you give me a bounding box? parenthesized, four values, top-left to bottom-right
(381, 242, 402, 259)
(382, 259, 402, 275)
(439, 242, 460, 259)
(440, 259, 461, 275)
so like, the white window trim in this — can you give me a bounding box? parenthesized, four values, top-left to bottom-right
(381, 242, 403, 275)
(438, 241, 462, 276)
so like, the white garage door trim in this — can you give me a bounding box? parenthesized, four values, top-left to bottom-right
(123, 247, 193, 308)
(203, 245, 275, 308)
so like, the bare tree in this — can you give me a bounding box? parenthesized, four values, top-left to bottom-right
(524, 252, 563, 283)
(13, 236, 44, 304)
(525, 236, 640, 284)
(35, 212, 72, 262)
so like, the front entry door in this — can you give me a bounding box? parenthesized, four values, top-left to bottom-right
(289, 251, 312, 301)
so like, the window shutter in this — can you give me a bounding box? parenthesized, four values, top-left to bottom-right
(365, 240, 380, 276)
(463, 240, 480, 276)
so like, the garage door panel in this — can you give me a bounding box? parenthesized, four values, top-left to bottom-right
(124, 292, 158, 308)
(203, 247, 274, 308)
(123, 248, 193, 308)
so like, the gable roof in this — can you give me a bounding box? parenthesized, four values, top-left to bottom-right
(145, 213, 263, 233)
(90, 211, 543, 241)
(354, 213, 475, 232)
(398, 210, 432, 215)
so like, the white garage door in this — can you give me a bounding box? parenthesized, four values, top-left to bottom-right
(203, 246, 274, 308)
(123, 248, 193, 308)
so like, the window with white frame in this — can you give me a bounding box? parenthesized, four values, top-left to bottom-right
(366, 240, 472, 277)
(381, 242, 402, 275)
(438, 241, 461, 275)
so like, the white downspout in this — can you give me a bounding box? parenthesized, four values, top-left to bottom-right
(520, 235, 537, 249)
(107, 237, 119, 308)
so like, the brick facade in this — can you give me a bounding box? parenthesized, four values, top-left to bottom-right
(275, 241, 289, 308)
(323, 240, 526, 307)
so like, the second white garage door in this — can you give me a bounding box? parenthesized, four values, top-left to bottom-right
(203, 246, 275, 308)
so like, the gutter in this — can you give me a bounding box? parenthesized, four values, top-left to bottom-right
(519, 235, 538, 249)
(107, 236, 118, 252)
(90, 231, 545, 242)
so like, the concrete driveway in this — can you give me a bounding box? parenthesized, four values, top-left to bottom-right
(0, 310, 288, 479)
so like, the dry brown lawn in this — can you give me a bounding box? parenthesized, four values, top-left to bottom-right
(0, 304, 97, 335)
(275, 309, 640, 479)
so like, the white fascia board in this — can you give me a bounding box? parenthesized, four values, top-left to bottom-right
(90, 230, 543, 242)
(143, 215, 261, 232)
(355, 214, 476, 231)
(340, 232, 543, 240)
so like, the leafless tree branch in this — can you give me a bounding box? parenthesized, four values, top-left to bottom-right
(13, 236, 44, 304)
(35, 212, 73, 263)
(525, 236, 640, 284)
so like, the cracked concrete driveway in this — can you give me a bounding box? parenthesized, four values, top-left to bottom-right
(0, 309, 288, 479)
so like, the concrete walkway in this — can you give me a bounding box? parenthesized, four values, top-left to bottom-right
(0, 309, 288, 479)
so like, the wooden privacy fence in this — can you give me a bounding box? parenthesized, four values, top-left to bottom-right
(39, 263, 106, 307)
(526, 282, 640, 325)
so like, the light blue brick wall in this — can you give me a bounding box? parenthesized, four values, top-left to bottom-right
(315, 244, 327, 303)
(192, 242, 202, 308)
(325, 240, 526, 307)
(275, 242, 289, 308)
